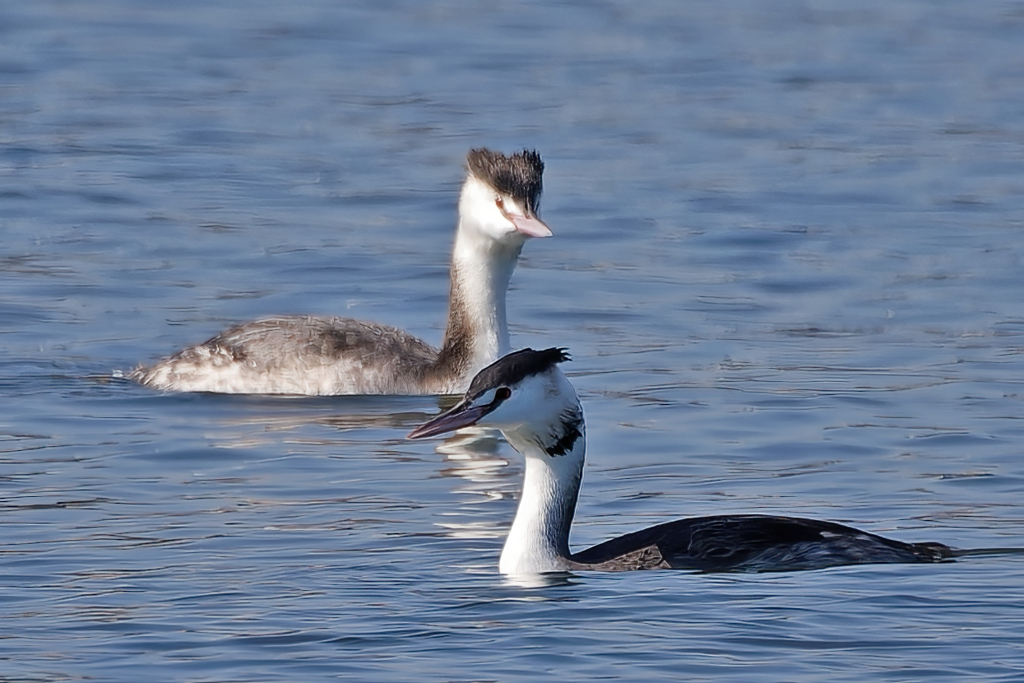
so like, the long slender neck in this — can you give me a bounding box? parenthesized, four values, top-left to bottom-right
(499, 411, 585, 575)
(434, 223, 523, 388)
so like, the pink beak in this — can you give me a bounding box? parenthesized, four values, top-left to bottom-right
(509, 213, 553, 238)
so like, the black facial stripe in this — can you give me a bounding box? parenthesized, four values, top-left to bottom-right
(482, 387, 510, 413)
(452, 386, 510, 422)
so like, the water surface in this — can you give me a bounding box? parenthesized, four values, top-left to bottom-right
(2, 1, 1024, 680)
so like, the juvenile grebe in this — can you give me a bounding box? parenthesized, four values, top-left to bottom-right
(409, 348, 956, 574)
(131, 149, 550, 395)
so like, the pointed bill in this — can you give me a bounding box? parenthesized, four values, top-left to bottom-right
(509, 214, 552, 238)
(408, 402, 491, 439)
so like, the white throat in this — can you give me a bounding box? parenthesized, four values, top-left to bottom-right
(498, 419, 585, 575)
(441, 178, 527, 378)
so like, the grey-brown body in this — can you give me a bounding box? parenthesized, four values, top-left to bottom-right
(131, 316, 463, 395)
(131, 149, 549, 395)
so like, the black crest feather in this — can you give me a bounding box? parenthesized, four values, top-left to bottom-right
(466, 148, 544, 214)
(467, 347, 570, 398)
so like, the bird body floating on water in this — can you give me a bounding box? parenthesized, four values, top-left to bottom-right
(131, 149, 550, 395)
(409, 348, 959, 575)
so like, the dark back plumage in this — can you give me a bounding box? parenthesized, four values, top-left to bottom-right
(466, 148, 544, 214)
(467, 347, 569, 399)
(570, 514, 954, 572)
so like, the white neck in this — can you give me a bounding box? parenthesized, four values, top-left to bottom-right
(448, 227, 521, 358)
(438, 182, 526, 382)
(499, 421, 585, 575)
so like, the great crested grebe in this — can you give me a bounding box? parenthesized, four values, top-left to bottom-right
(131, 149, 550, 395)
(409, 348, 957, 574)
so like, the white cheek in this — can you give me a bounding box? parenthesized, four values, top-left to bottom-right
(482, 212, 517, 237)
(491, 384, 547, 425)
(483, 399, 525, 429)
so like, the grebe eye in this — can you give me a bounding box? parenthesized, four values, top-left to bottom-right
(495, 387, 512, 401)
(495, 196, 505, 209)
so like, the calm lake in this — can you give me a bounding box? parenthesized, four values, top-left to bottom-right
(2, 1, 1024, 680)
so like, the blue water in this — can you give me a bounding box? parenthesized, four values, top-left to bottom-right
(3, 0, 1024, 680)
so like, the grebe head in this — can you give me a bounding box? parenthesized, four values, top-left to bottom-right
(409, 348, 578, 448)
(411, 347, 584, 576)
(459, 149, 551, 245)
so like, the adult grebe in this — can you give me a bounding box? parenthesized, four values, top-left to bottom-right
(131, 149, 551, 395)
(409, 348, 956, 574)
